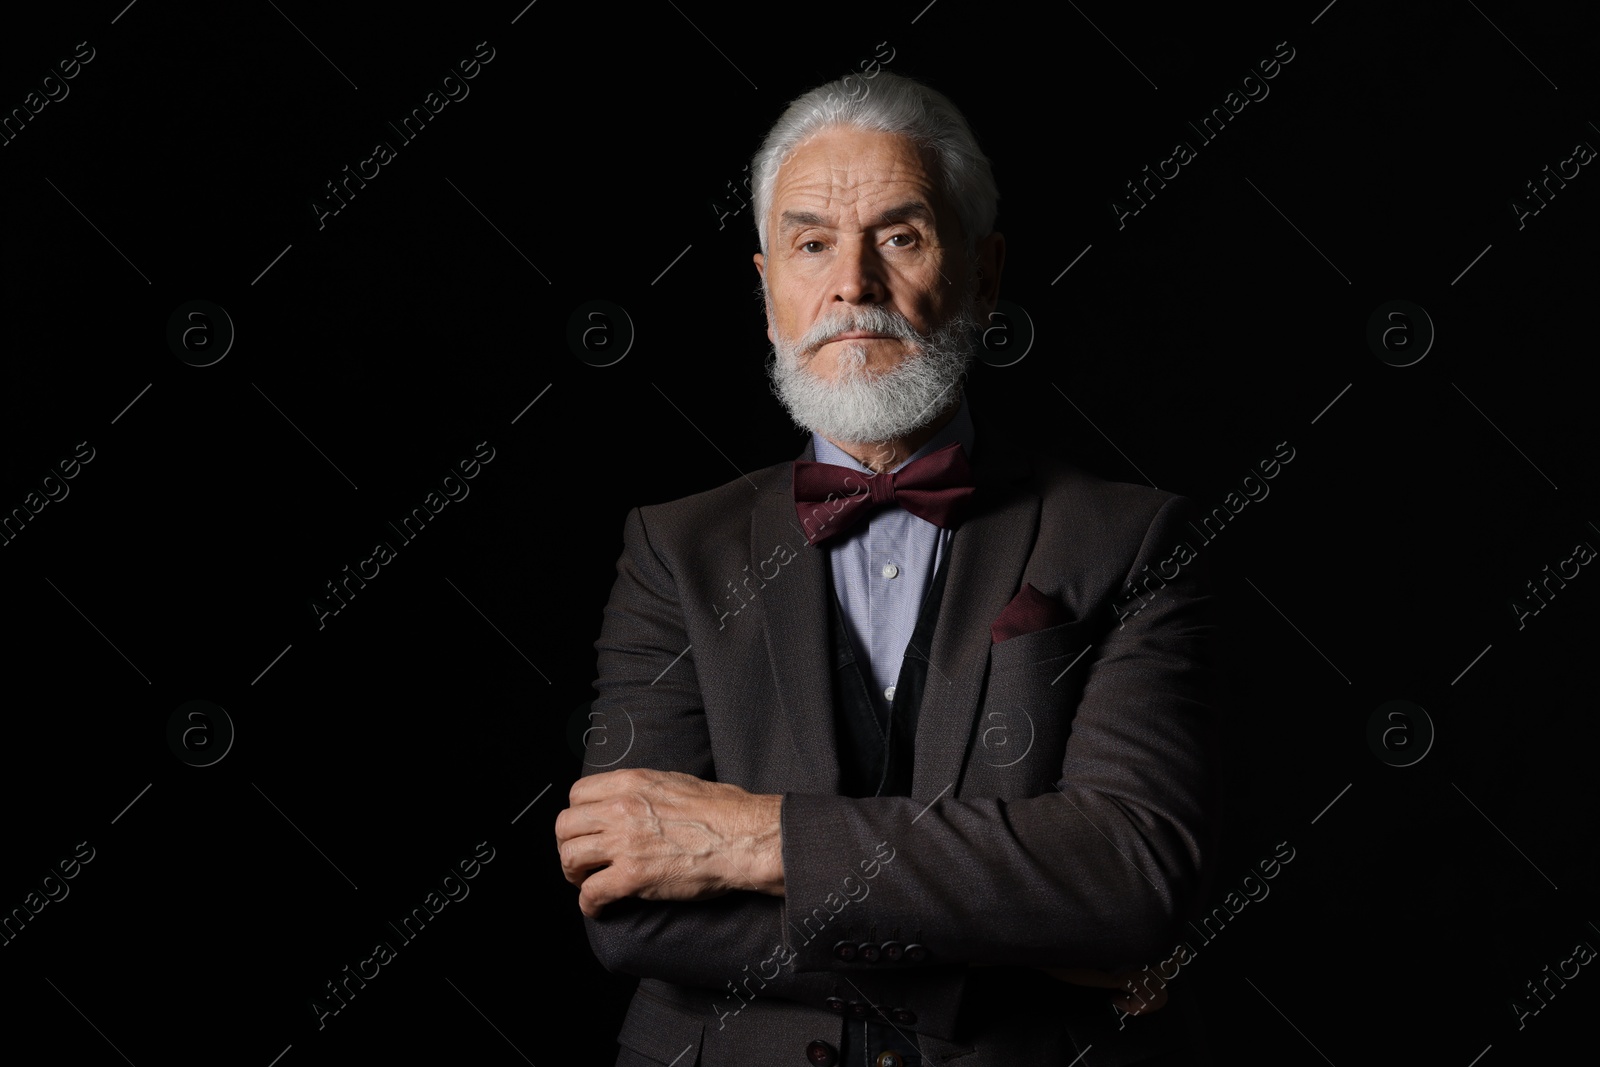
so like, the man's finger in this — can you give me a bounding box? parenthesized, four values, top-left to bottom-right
(558, 835, 615, 886)
(553, 803, 615, 845)
(577, 866, 631, 918)
(568, 767, 650, 807)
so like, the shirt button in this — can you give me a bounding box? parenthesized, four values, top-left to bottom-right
(884, 686, 895, 702)
(881, 563, 899, 579)
(807, 1039, 840, 1065)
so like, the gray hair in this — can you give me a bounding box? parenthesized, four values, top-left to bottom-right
(750, 71, 999, 257)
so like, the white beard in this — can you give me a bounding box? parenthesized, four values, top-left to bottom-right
(765, 289, 980, 447)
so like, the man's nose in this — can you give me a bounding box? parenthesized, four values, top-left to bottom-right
(830, 240, 885, 304)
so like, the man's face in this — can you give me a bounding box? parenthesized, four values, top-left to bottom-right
(754, 126, 1003, 445)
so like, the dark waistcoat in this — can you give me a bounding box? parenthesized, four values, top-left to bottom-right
(827, 546, 954, 798)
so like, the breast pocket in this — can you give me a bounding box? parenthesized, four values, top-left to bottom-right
(975, 620, 1101, 790)
(987, 618, 1094, 676)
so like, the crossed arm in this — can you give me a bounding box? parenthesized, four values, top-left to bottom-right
(555, 494, 1214, 1028)
(554, 767, 1172, 1016)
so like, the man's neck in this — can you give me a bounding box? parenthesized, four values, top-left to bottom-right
(815, 397, 963, 474)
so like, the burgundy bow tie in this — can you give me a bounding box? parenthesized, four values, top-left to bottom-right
(793, 441, 977, 546)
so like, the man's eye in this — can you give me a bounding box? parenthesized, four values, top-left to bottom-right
(800, 240, 826, 253)
(887, 233, 915, 247)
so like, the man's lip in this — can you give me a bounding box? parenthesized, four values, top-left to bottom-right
(826, 332, 896, 342)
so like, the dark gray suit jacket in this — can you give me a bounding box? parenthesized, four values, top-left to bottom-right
(582, 407, 1217, 1066)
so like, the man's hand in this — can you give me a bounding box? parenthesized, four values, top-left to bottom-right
(555, 768, 784, 919)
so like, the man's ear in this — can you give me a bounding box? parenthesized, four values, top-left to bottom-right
(974, 232, 1005, 317)
(753, 252, 775, 344)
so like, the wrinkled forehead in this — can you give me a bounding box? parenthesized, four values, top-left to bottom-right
(769, 127, 950, 227)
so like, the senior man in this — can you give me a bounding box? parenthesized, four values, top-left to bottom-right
(556, 71, 1217, 1066)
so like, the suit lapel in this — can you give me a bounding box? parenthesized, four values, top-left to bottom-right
(748, 411, 1039, 800)
(910, 421, 1037, 800)
(752, 439, 843, 792)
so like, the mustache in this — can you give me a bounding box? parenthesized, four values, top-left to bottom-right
(795, 306, 923, 355)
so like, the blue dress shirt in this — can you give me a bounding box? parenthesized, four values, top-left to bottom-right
(810, 392, 976, 726)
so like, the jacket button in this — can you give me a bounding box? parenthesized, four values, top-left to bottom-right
(858, 941, 882, 963)
(891, 1007, 918, 1025)
(824, 996, 847, 1014)
(904, 943, 928, 963)
(806, 1040, 839, 1065)
(875, 1053, 906, 1067)
(833, 940, 858, 962)
(881, 941, 904, 962)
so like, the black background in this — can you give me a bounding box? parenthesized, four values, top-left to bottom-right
(2, 1, 1597, 1064)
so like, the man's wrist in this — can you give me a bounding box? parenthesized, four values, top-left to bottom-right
(740, 792, 785, 896)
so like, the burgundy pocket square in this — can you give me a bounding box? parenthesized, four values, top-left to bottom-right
(991, 582, 1071, 644)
